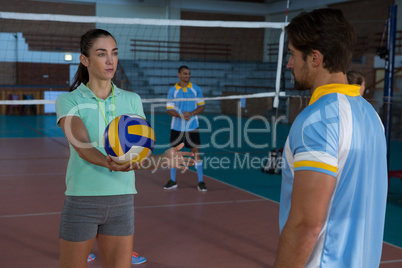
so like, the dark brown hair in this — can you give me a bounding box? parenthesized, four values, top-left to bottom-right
(69, 29, 117, 91)
(346, 70, 364, 85)
(178, 65, 190, 73)
(285, 8, 356, 74)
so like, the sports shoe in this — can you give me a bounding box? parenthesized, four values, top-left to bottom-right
(164, 179, 177, 189)
(197, 181, 207, 191)
(132, 251, 147, 265)
(87, 253, 96, 262)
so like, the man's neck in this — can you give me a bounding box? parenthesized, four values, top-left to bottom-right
(178, 81, 189, 88)
(311, 72, 348, 94)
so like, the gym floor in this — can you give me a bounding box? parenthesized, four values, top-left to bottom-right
(0, 114, 401, 267)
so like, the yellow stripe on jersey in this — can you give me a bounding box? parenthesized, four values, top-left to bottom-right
(167, 106, 175, 110)
(309, 84, 360, 105)
(294, 160, 337, 173)
(175, 82, 192, 93)
(197, 101, 205, 106)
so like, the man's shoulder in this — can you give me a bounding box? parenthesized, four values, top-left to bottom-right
(168, 84, 178, 92)
(302, 93, 340, 114)
(191, 83, 201, 90)
(292, 96, 340, 131)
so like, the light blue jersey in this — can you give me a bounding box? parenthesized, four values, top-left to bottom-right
(166, 82, 205, 131)
(280, 84, 388, 267)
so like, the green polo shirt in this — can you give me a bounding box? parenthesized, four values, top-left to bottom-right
(56, 83, 146, 196)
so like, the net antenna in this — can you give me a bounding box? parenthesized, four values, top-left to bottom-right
(285, 0, 290, 23)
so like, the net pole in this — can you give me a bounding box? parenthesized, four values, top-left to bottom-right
(383, 4, 397, 169)
(273, 28, 286, 109)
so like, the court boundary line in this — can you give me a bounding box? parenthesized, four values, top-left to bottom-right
(135, 199, 268, 209)
(0, 199, 269, 219)
(201, 171, 279, 204)
(0, 212, 61, 218)
(0, 172, 65, 177)
(384, 241, 402, 250)
(12, 119, 69, 149)
(380, 259, 402, 264)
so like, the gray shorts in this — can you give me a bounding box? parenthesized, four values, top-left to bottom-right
(59, 195, 134, 242)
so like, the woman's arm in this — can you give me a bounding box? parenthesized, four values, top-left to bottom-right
(60, 116, 137, 172)
(138, 143, 194, 170)
(60, 116, 193, 171)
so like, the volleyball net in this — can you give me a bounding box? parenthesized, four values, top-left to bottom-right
(0, 11, 300, 151)
(0, 11, 291, 113)
(0, 11, 401, 144)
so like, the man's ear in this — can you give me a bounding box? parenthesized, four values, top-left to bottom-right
(311, 49, 323, 68)
(80, 54, 89, 67)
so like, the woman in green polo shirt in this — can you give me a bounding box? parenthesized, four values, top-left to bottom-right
(56, 29, 193, 268)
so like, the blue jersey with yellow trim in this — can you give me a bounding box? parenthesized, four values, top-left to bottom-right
(280, 84, 387, 268)
(166, 82, 205, 131)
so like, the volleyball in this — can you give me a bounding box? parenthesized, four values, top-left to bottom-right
(104, 114, 155, 164)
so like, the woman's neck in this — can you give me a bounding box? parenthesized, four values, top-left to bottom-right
(87, 80, 112, 100)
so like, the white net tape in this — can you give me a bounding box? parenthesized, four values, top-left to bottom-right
(0, 11, 287, 29)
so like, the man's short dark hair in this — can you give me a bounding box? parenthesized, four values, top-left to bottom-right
(347, 70, 364, 85)
(285, 8, 356, 74)
(178, 65, 190, 73)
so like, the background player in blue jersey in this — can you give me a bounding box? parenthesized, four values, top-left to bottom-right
(274, 9, 387, 268)
(165, 65, 207, 191)
(347, 70, 366, 96)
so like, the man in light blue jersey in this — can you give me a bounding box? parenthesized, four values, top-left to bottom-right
(274, 8, 388, 268)
(164, 65, 206, 191)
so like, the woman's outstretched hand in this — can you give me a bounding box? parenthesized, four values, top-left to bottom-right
(106, 143, 194, 171)
(162, 143, 195, 170)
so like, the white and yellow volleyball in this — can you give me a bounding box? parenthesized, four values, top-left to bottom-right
(104, 114, 155, 164)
